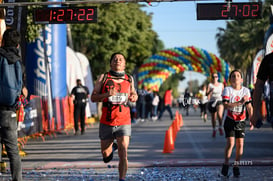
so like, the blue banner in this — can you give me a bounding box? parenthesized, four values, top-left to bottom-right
(26, 33, 48, 97)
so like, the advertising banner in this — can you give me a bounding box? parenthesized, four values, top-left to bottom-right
(18, 97, 43, 137)
(26, 28, 49, 97)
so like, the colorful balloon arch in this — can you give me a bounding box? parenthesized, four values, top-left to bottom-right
(137, 46, 230, 91)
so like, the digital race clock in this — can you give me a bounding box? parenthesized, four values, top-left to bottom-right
(197, 2, 262, 20)
(34, 7, 97, 24)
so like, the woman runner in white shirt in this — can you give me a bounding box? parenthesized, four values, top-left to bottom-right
(207, 73, 225, 137)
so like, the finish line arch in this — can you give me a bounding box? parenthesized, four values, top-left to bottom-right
(137, 46, 230, 91)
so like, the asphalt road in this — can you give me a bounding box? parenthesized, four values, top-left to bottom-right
(18, 107, 273, 168)
(1, 107, 273, 180)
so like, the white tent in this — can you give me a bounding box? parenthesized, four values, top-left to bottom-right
(66, 46, 97, 117)
(76, 52, 97, 115)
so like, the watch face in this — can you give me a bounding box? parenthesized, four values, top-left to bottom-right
(197, 2, 262, 20)
(34, 7, 98, 24)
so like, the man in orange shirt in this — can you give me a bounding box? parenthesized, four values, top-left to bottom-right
(91, 53, 138, 181)
(158, 88, 174, 120)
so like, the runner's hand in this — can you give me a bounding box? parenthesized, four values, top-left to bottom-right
(129, 93, 138, 102)
(250, 112, 261, 127)
(108, 88, 116, 97)
(240, 95, 248, 104)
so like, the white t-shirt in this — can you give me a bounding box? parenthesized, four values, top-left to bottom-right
(208, 82, 224, 101)
(222, 86, 252, 121)
(199, 89, 208, 104)
(152, 95, 160, 106)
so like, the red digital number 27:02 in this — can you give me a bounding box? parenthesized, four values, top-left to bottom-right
(221, 4, 260, 17)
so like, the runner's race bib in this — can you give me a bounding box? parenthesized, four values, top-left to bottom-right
(230, 104, 244, 114)
(108, 93, 128, 104)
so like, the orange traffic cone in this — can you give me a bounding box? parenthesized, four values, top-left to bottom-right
(180, 114, 184, 127)
(176, 117, 180, 131)
(163, 127, 174, 153)
(171, 121, 178, 141)
(177, 113, 182, 128)
(175, 111, 179, 119)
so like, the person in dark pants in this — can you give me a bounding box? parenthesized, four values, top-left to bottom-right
(0, 29, 23, 181)
(263, 81, 271, 122)
(136, 85, 147, 122)
(158, 88, 174, 120)
(145, 88, 153, 120)
(71, 79, 90, 135)
(252, 52, 273, 128)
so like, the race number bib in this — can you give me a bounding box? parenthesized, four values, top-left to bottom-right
(108, 93, 128, 104)
(230, 105, 244, 114)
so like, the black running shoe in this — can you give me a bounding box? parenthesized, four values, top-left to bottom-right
(103, 142, 118, 163)
(221, 164, 229, 176)
(233, 166, 240, 177)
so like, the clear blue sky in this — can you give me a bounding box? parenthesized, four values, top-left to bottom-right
(141, 1, 227, 92)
